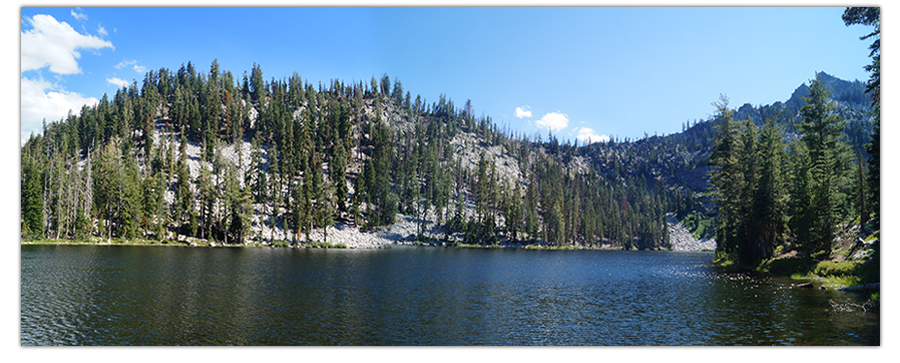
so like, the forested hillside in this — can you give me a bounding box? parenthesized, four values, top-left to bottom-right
(21, 60, 679, 249)
(573, 70, 876, 244)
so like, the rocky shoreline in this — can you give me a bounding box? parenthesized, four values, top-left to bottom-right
(666, 214, 716, 252)
(24, 212, 716, 252)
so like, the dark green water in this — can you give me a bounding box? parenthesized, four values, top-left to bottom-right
(20, 245, 879, 345)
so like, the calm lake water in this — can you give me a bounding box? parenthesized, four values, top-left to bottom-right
(20, 244, 879, 345)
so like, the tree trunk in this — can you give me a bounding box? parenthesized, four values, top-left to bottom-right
(857, 147, 869, 229)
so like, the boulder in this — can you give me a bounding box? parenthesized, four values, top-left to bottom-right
(838, 283, 880, 291)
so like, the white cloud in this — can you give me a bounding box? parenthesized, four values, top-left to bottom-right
(21, 77, 99, 144)
(115, 59, 138, 69)
(133, 65, 147, 74)
(535, 111, 569, 132)
(97, 24, 107, 37)
(71, 8, 87, 21)
(21, 14, 114, 75)
(107, 77, 129, 88)
(576, 127, 610, 144)
(515, 106, 532, 119)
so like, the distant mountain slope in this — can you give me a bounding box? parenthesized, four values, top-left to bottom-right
(574, 71, 875, 241)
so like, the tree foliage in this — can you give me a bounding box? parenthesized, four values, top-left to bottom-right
(843, 7, 880, 224)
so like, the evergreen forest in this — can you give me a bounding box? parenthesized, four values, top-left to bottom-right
(20, 60, 677, 249)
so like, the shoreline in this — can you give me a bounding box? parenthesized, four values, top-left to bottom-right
(20, 238, 714, 252)
(19, 209, 717, 252)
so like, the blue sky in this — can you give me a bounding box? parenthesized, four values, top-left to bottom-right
(18, 5, 876, 146)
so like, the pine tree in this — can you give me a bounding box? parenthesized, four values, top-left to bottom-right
(734, 118, 759, 263)
(250, 63, 265, 105)
(289, 175, 307, 244)
(319, 173, 336, 244)
(49, 144, 68, 239)
(118, 148, 143, 240)
(173, 141, 192, 227)
(365, 118, 395, 227)
(843, 7, 880, 226)
(331, 141, 349, 214)
(231, 185, 253, 244)
(197, 162, 215, 241)
(504, 182, 522, 243)
(749, 114, 787, 263)
(21, 150, 43, 238)
(267, 146, 280, 242)
(707, 95, 743, 261)
(793, 74, 850, 258)
(380, 74, 391, 96)
(221, 157, 243, 244)
(473, 153, 491, 244)
(249, 135, 267, 203)
(142, 166, 167, 240)
(80, 144, 94, 238)
(203, 73, 220, 161)
(93, 138, 123, 241)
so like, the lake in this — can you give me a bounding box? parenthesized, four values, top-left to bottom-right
(20, 244, 879, 345)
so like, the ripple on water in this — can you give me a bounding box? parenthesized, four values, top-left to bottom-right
(21, 246, 878, 345)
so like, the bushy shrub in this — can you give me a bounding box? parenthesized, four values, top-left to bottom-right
(758, 257, 816, 275)
(306, 241, 347, 248)
(270, 240, 290, 248)
(681, 211, 713, 240)
(813, 260, 859, 277)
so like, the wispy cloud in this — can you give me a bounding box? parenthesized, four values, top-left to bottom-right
(576, 127, 609, 144)
(515, 106, 532, 119)
(70, 8, 87, 21)
(535, 111, 569, 132)
(97, 24, 107, 37)
(21, 14, 113, 75)
(115, 59, 138, 69)
(115, 59, 146, 74)
(106, 77, 129, 88)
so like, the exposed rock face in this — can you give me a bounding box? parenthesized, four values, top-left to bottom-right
(666, 214, 716, 252)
